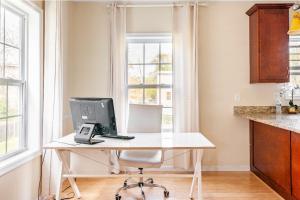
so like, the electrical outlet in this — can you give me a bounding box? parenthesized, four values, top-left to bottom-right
(234, 94, 241, 104)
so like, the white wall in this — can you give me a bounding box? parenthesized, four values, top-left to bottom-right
(62, 2, 295, 171)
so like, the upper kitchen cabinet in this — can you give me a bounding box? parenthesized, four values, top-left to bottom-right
(246, 4, 292, 83)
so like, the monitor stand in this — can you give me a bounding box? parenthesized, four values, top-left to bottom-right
(74, 123, 104, 144)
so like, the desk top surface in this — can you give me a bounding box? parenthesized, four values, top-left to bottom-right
(43, 132, 215, 150)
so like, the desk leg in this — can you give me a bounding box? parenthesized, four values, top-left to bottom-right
(189, 149, 203, 200)
(55, 150, 81, 199)
(55, 155, 63, 200)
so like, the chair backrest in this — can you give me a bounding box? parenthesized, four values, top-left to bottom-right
(127, 104, 163, 133)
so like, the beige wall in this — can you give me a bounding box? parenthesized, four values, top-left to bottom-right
(62, 3, 173, 133)
(31, 0, 44, 9)
(198, 2, 297, 170)
(62, 2, 295, 170)
(127, 7, 172, 33)
(63, 1, 77, 134)
(0, 157, 41, 200)
(62, 2, 111, 134)
(199, 2, 257, 170)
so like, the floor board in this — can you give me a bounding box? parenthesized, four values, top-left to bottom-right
(61, 172, 283, 200)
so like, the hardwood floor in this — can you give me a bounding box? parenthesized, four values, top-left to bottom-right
(61, 172, 283, 200)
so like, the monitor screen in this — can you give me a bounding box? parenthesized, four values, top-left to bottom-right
(69, 98, 117, 135)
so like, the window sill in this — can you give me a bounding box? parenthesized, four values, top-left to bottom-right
(0, 149, 41, 177)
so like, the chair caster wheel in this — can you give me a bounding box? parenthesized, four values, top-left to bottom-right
(123, 182, 127, 187)
(115, 194, 121, 200)
(141, 191, 146, 199)
(164, 190, 170, 198)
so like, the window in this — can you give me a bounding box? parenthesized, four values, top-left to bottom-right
(0, 5, 26, 160)
(289, 35, 300, 88)
(126, 34, 173, 132)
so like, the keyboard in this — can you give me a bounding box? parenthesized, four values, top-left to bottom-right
(101, 134, 135, 140)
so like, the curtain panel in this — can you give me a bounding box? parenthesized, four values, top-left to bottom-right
(109, 3, 127, 174)
(172, 3, 200, 170)
(41, 0, 64, 197)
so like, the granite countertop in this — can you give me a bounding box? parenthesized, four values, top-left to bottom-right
(234, 106, 300, 134)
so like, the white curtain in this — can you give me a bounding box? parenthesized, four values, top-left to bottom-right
(109, 3, 127, 133)
(109, 3, 127, 174)
(172, 3, 200, 170)
(41, 0, 64, 196)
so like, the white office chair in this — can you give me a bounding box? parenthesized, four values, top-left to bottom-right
(115, 104, 169, 200)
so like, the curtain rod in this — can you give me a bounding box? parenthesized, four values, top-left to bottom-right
(107, 3, 207, 8)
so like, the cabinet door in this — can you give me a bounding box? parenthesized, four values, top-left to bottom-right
(253, 122, 291, 194)
(292, 132, 300, 200)
(259, 8, 289, 82)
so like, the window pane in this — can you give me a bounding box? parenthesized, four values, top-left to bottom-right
(290, 36, 300, 89)
(6, 116, 21, 153)
(162, 108, 172, 131)
(161, 88, 172, 107)
(128, 89, 143, 104)
(5, 46, 20, 79)
(290, 75, 300, 87)
(0, 44, 3, 77)
(145, 65, 159, 84)
(128, 43, 143, 64)
(161, 43, 172, 63)
(0, 7, 4, 43)
(145, 43, 159, 64)
(290, 61, 300, 67)
(290, 53, 300, 61)
(5, 9, 21, 47)
(0, 85, 6, 118)
(127, 38, 173, 132)
(161, 64, 172, 85)
(145, 88, 159, 104)
(128, 65, 143, 85)
(0, 119, 6, 155)
(8, 85, 21, 116)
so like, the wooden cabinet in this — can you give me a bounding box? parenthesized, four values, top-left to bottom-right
(292, 132, 300, 200)
(250, 121, 291, 199)
(246, 4, 291, 83)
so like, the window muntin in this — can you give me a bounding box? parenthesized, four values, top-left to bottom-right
(0, 5, 26, 160)
(127, 35, 173, 132)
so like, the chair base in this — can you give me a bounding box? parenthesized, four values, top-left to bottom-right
(115, 177, 170, 200)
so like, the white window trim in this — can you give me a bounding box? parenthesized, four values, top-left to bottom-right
(0, 149, 40, 177)
(0, 3, 28, 162)
(0, 0, 43, 176)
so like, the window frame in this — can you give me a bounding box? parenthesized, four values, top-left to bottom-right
(0, 2, 27, 162)
(126, 33, 173, 132)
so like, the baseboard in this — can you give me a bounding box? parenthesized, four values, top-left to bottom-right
(202, 165, 250, 171)
(126, 165, 250, 173)
(124, 165, 193, 173)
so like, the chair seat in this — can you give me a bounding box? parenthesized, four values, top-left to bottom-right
(119, 150, 162, 168)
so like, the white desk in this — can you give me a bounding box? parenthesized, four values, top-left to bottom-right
(44, 132, 215, 199)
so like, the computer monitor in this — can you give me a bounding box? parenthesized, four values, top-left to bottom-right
(69, 97, 118, 135)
